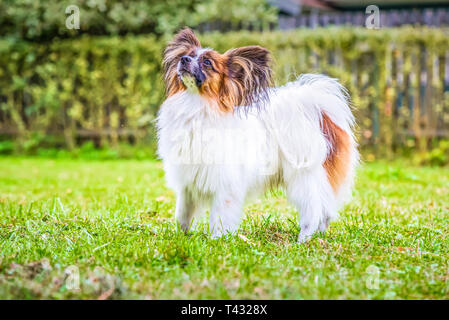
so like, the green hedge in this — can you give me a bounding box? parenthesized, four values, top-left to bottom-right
(0, 0, 277, 40)
(1, 27, 449, 155)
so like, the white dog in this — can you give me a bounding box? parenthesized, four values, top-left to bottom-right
(157, 28, 358, 242)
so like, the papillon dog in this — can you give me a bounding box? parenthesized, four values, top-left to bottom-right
(157, 28, 358, 242)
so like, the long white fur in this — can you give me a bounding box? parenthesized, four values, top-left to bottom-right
(157, 74, 358, 242)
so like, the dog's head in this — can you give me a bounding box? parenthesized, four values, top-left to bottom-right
(163, 27, 273, 112)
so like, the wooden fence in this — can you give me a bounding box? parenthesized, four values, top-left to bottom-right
(279, 7, 449, 29)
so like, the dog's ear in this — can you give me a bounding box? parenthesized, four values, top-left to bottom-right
(167, 27, 201, 52)
(224, 45, 273, 107)
(163, 28, 201, 96)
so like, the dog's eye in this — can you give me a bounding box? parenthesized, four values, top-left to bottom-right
(203, 59, 212, 67)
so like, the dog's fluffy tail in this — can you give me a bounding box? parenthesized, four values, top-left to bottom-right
(294, 74, 355, 138)
(266, 74, 359, 206)
(297, 74, 359, 204)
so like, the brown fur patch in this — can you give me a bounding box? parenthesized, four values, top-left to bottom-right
(199, 46, 273, 112)
(321, 113, 351, 194)
(197, 51, 233, 112)
(224, 46, 273, 109)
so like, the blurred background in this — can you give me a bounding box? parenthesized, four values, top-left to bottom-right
(1, 0, 449, 164)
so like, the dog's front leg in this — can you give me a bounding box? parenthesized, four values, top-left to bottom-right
(175, 188, 197, 233)
(209, 192, 244, 239)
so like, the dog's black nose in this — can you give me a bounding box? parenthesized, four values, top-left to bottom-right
(194, 75, 204, 87)
(193, 70, 206, 87)
(180, 56, 192, 65)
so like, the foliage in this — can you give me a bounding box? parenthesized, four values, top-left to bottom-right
(1, 27, 449, 155)
(0, 0, 277, 40)
(0, 158, 448, 299)
(192, 0, 278, 31)
(414, 140, 449, 166)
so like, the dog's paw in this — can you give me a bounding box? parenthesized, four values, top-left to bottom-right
(210, 228, 225, 239)
(210, 227, 236, 240)
(318, 217, 330, 233)
(297, 232, 313, 244)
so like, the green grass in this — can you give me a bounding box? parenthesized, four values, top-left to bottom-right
(0, 157, 448, 299)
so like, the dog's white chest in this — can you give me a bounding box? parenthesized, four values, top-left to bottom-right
(156, 92, 276, 194)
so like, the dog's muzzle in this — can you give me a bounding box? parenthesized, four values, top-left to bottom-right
(179, 56, 205, 87)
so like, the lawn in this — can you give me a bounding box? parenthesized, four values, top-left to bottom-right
(0, 157, 448, 299)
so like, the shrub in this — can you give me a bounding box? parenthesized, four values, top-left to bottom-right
(0, 0, 277, 40)
(1, 27, 449, 156)
(414, 140, 449, 166)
